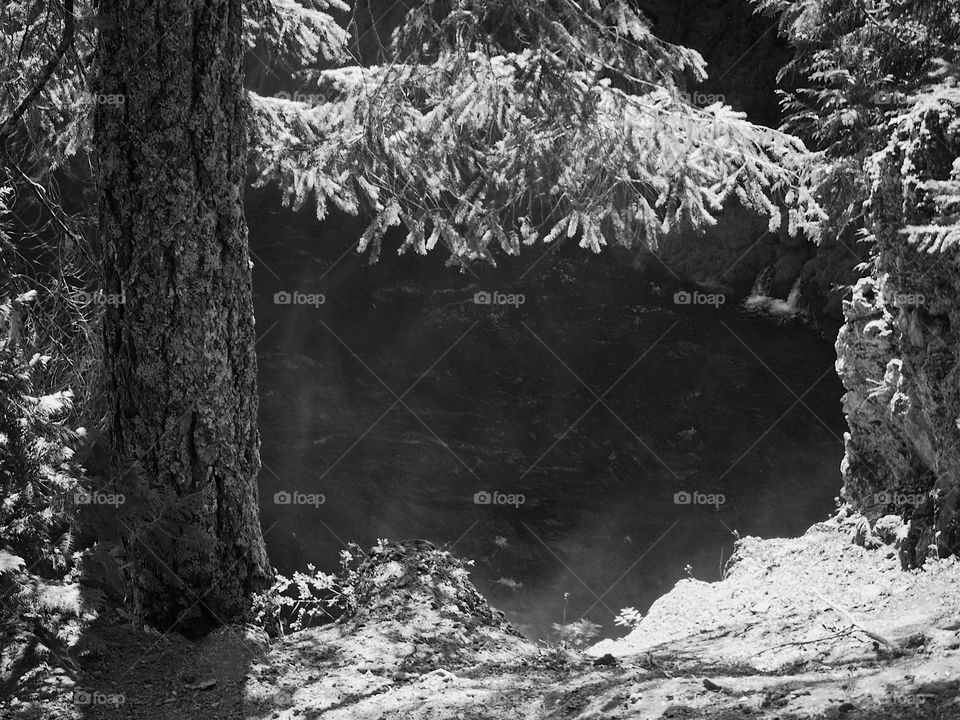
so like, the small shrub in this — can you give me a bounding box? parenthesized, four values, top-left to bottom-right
(252, 545, 365, 636)
(551, 618, 602, 649)
(614, 606, 644, 629)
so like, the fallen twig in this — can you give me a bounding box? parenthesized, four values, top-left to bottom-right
(812, 590, 898, 649)
(750, 628, 854, 657)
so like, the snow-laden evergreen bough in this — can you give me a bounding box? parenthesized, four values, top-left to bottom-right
(246, 0, 825, 267)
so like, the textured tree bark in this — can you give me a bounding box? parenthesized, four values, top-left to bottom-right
(94, 0, 272, 634)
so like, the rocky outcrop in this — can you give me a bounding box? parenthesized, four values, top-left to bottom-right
(835, 91, 960, 566)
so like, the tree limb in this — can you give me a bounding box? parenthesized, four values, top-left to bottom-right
(0, 0, 75, 143)
(857, 0, 903, 45)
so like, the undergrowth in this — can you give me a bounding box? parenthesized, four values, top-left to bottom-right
(0, 183, 105, 692)
(251, 543, 366, 637)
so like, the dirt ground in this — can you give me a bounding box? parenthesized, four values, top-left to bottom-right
(4, 511, 960, 719)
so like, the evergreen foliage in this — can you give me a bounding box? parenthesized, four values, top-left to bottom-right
(0, 189, 97, 673)
(751, 0, 960, 248)
(249, 0, 823, 266)
(0, 194, 84, 578)
(245, 0, 350, 73)
(890, 90, 960, 254)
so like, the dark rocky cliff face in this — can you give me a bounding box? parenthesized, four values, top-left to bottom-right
(836, 93, 960, 565)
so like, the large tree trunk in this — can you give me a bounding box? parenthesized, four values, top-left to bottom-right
(94, 0, 272, 634)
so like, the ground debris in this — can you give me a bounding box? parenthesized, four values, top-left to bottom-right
(8, 524, 960, 719)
